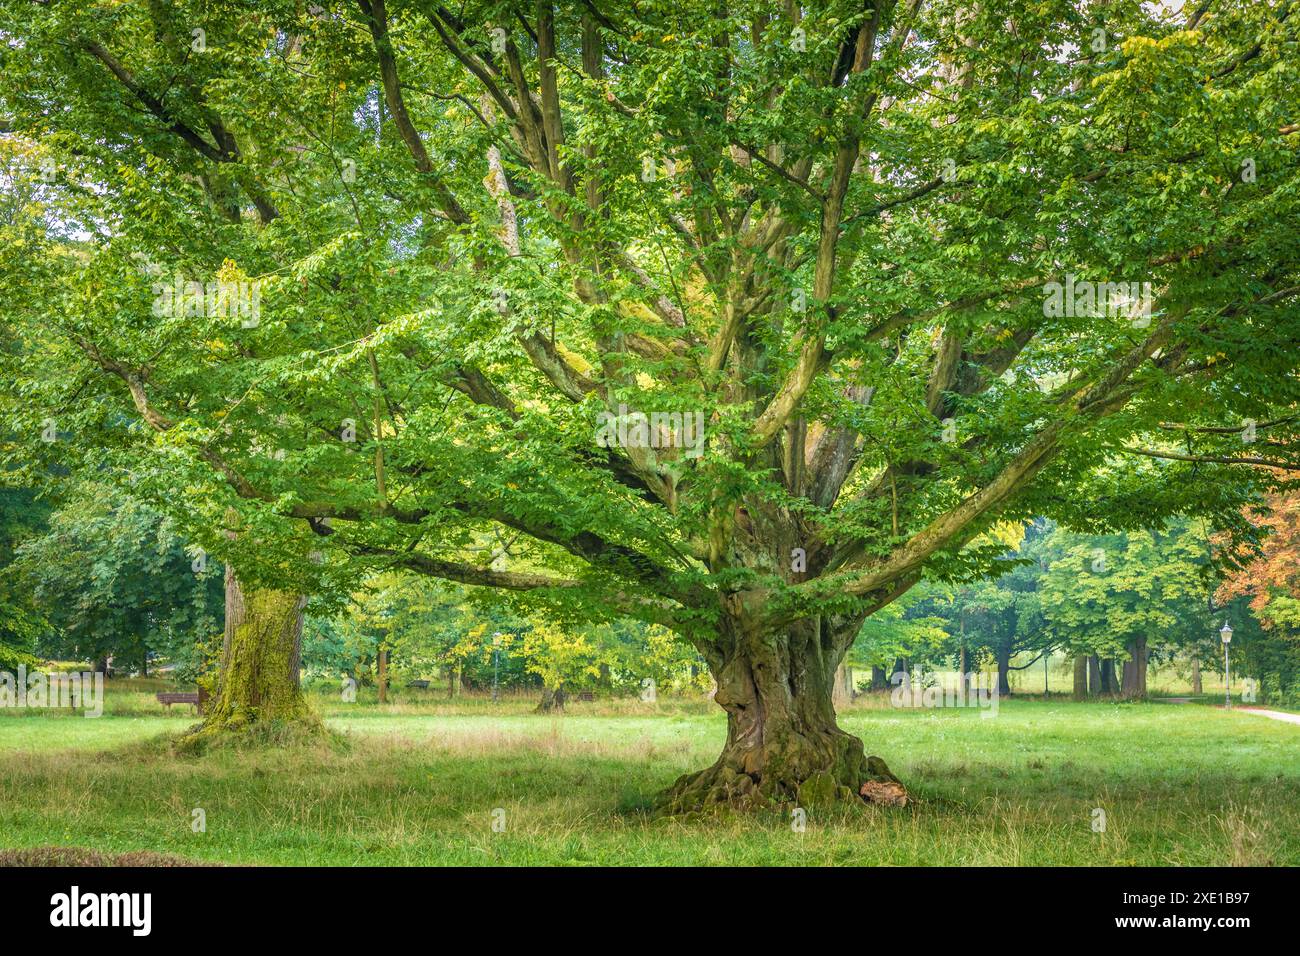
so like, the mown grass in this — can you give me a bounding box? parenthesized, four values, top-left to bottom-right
(0, 683, 1295, 866)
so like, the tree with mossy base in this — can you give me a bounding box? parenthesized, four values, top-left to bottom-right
(178, 567, 318, 749)
(4, 1, 1299, 804)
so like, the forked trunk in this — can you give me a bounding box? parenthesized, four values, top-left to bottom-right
(181, 566, 314, 746)
(661, 616, 904, 813)
(536, 685, 566, 712)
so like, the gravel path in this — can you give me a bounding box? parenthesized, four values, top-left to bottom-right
(1238, 707, 1300, 726)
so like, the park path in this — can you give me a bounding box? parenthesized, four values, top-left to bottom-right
(1237, 707, 1300, 726)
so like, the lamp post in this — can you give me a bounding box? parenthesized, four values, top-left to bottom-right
(492, 632, 503, 703)
(1219, 622, 1233, 709)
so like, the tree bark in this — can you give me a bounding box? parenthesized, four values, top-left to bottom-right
(1088, 655, 1102, 697)
(1100, 658, 1118, 695)
(832, 663, 854, 706)
(870, 665, 887, 691)
(1190, 655, 1202, 695)
(661, 616, 903, 812)
(181, 565, 314, 746)
(995, 645, 1012, 696)
(536, 685, 566, 712)
(377, 646, 388, 704)
(1072, 655, 1089, 700)
(1120, 635, 1148, 699)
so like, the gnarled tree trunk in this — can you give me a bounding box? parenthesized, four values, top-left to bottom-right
(661, 615, 903, 813)
(181, 565, 314, 746)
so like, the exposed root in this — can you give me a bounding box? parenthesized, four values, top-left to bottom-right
(658, 746, 907, 816)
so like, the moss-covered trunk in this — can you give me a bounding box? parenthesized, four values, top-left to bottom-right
(183, 566, 314, 744)
(661, 615, 904, 813)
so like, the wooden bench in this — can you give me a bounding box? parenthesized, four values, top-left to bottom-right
(156, 690, 206, 714)
(577, 691, 595, 702)
(406, 679, 430, 689)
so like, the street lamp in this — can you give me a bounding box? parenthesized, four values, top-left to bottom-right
(491, 632, 503, 703)
(1219, 622, 1233, 710)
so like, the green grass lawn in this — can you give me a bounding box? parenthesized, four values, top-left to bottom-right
(0, 683, 1296, 866)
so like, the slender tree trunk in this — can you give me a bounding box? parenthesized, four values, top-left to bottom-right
(959, 615, 969, 694)
(377, 646, 388, 704)
(1088, 655, 1102, 697)
(1121, 636, 1148, 699)
(1191, 656, 1202, 695)
(181, 566, 314, 746)
(996, 646, 1012, 696)
(661, 616, 904, 812)
(1100, 658, 1118, 695)
(832, 663, 853, 707)
(1073, 655, 1089, 700)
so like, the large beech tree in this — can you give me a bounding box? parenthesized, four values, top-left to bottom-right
(2, 0, 1299, 805)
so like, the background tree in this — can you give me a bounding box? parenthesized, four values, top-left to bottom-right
(0, 487, 48, 671)
(1218, 487, 1300, 704)
(11, 484, 225, 677)
(1040, 521, 1209, 698)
